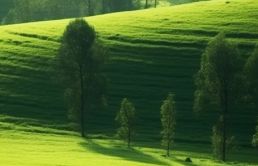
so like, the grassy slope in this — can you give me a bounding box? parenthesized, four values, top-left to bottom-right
(0, 0, 258, 164)
(0, 131, 248, 166)
(1, 129, 257, 166)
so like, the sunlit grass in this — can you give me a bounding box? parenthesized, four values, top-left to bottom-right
(0, 127, 257, 166)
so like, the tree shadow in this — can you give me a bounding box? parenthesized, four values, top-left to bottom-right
(172, 156, 200, 166)
(79, 139, 170, 166)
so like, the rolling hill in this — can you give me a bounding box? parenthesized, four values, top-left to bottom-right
(0, 0, 258, 165)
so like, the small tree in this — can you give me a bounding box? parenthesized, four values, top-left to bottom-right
(253, 122, 258, 147)
(245, 45, 258, 147)
(161, 93, 176, 157)
(194, 32, 243, 161)
(115, 98, 136, 148)
(56, 18, 106, 137)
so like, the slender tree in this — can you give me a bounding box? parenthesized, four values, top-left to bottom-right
(154, 0, 158, 8)
(115, 98, 136, 148)
(253, 122, 258, 147)
(145, 0, 149, 8)
(56, 18, 106, 137)
(88, 0, 93, 15)
(244, 46, 258, 108)
(161, 93, 176, 157)
(244, 45, 258, 146)
(194, 32, 243, 161)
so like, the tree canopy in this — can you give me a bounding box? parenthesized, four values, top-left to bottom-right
(56, 18, 107, 137)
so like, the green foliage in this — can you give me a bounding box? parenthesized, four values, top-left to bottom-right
(115, 98, 136, 147)
(252, 122, 258, 147)
(212, 119, 223, 159)
(0, 0, 13, 23)
(3, 0, 88, 24)
(2, 0, 142, 24)
(244, 45, 258, 107)
(103, 0, 140, 12)
(212, 116, 236, 160)
(194, 32, 243, 113)
(194, 32, 243, 161)
(56, 18, 106, 136)
(244, 46, 258, 148)
(160, 93, 176, 156)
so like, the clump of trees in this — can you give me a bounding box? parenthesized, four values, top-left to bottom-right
(194, 33, 243, 161)
(1, 0, 213, 24)
(160, 93, 176, 156)
(56, 18, 106, 137)
(3, 0, 87, 24)
(2, 0, 143, 24)
(194, 33, 258, 161)
(115, 98, 136, 148)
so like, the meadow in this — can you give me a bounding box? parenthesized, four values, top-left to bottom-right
(1, 127, 257, 166)
(0, 0, 258, 165)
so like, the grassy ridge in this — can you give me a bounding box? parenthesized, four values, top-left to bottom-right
(0, 0, 258, 150)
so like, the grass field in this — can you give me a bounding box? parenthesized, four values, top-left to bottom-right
(0, 0, 258, 165)
(1, 125, 257, 166)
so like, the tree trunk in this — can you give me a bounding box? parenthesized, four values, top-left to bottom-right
(167, 141, 170, 157)
(88, 0, 93, 16)
(155, 0, 157, 8)
(145, 0, 148, 9)
(102, 0, 105, 13)
(80, 66, 85, 137)
(222, 87, 228, 161)
(128, 128, 131, 148)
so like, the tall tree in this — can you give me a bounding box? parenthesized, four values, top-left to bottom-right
(160, 93, 176, 157)
(115, 98, 136, 148)
(145, 0, 149, 8)
(194, 32, 243, 161)
(88, 0, 93, 15)
(154, 0, 158, 8)
(244, 46, 258, 109)
(244, 45, 258, 146)
(56, 19, 106, 137)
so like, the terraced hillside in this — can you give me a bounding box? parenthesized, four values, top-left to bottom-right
(0, 0, 258, 148)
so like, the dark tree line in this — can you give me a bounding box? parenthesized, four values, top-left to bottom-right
(3, 0, 142, 24)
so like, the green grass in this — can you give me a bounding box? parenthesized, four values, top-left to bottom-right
(0, 0, 258, 165)
(0, 125, 257, 166)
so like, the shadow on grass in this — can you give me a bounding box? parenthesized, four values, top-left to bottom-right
(172, 156, 200, 166)
(79, 140, 169, 166)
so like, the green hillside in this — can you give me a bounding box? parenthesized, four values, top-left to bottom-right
(0, 0, 258, 157)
